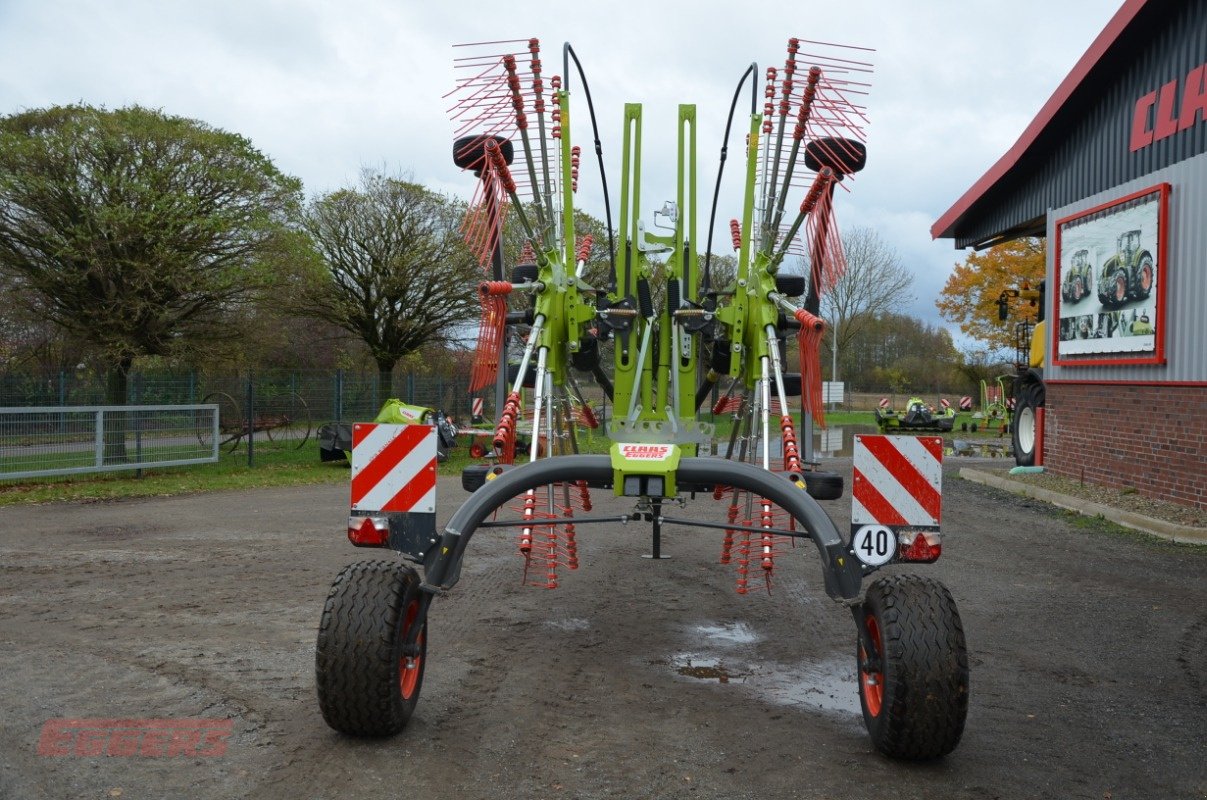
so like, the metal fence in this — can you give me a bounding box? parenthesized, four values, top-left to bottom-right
(0, 405, 218, 480)
(0, 369, 478, 426)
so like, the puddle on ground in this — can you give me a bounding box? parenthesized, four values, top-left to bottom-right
(543, 618, 590, 632)
(670, 653, 749, 684)
(692, 621, 759, 645)
(757, 656, 861, 714)
(666, 651, 860, 715)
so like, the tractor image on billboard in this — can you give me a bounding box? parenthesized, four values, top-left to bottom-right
(1060, 248, 1092, 304)
(1096, 229, 1153, 307)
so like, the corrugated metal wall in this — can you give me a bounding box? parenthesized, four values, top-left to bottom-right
(955, 0, 1207, 248)
(1045, 150, 1207, 383)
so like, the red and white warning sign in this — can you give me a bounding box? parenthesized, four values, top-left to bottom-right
(350, 423, 437, 513)
(852, 434, 943, 529)
(471, 397, 484, 418)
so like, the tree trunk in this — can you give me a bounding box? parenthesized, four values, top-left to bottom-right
(377, 361, 395, 403)
(102, 356, 134, 463)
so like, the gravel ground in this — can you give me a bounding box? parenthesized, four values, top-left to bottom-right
(1, 460, 1204, 800)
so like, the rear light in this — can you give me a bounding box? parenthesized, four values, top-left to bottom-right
(898, 531, 942, 563)
(348, 515, 390, 547)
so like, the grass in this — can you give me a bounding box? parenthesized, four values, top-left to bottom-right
(0, 440, 349, 506)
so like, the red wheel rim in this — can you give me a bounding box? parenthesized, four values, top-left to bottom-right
(860, 615, 884, 717)
(470, 443, 486, 458)
(399, 600, 424, 700)
(1115, 275, 1126, 302)
(1141, 263, 1153, 291)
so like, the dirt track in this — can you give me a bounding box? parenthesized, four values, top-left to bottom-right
(1, 460, 1204, 800)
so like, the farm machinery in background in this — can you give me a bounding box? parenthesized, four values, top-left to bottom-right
(996, 281, 1047, 466)
(314, 38, 969, 761)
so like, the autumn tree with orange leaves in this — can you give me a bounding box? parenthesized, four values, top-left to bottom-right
(936, 237, 1045, 352)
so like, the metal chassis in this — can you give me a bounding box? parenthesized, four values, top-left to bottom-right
(391, 454, 870, 658)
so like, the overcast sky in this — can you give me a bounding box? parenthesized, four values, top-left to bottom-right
(0, 0, 1123, 343)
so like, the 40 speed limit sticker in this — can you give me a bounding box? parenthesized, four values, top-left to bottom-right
(850, 525, 896, 566)
(850, 435, 944, 566)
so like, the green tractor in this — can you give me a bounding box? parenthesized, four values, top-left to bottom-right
(1060, 248, 1092, 304)
(1096, 229, 1154, 307)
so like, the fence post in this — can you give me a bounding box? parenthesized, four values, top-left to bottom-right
(133, 372, 144, 478)
(58, 370, 67, 437)
(94, 409, 104, 469)
(334, 370, 344, 423)
(246, 373, 255, 468)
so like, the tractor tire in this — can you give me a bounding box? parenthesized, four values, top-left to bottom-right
(1011, 382, 1044, 467)
(1136, 254, 1154, 300)
(1111, 269, 1128, 305)
(315, 561, 428, 737)
(857, 574, 969, 760)
(804, 471, 843, 501)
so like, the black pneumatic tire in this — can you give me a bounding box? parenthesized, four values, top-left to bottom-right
(857, 575, 969, 760)
(1011, 383, 1044, 467)
(774, 274, 807, 297)
(804, 471, 843, 501)
(512, 263, 539, 284)
(316, 561, 428, 737)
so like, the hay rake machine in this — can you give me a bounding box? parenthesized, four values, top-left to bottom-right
(316, 38, 968, 761)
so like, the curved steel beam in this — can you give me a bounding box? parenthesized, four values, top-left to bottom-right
(423, 455, 861, 600)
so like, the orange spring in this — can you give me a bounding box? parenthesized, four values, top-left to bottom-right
(577, 234, 593, 263)
(787, 37, 800, 53)
(793, 308, 825, 332)
(520, 492, 536, 553)
(551, 75, 561, 90)
(545, 525, 558, 589)
(799, 167, 834, 214)
(729, 219, 741, 251)
(576, 480, 592, 512)
(780, 414, 800, 471)
(486, 140, 517, 193)
(493, 391, 522, 452)
(720, 497, 740, 564)
(760, 503, 775, 571)
(564, 522, 578, 570)
(479, 280, 513, 296)
(736, 522, 752, 595)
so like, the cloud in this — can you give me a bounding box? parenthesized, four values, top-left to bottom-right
(0, 0, 1120, 343)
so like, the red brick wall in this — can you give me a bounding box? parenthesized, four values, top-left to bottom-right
(1044, 384, 1206, 511)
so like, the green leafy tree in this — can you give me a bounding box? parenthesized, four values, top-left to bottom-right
(296, 172, 480, 399)
(0, 104, 302, 457)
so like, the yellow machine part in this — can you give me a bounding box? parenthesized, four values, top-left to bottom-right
(1030, 320, 1046, 369)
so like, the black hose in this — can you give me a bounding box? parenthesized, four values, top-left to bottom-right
(703, 62, 758, 298)
(563, 43, 617, 294)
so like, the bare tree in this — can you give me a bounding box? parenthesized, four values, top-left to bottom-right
(296, 172, 480, 399)
(817, 226, 915, 381)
